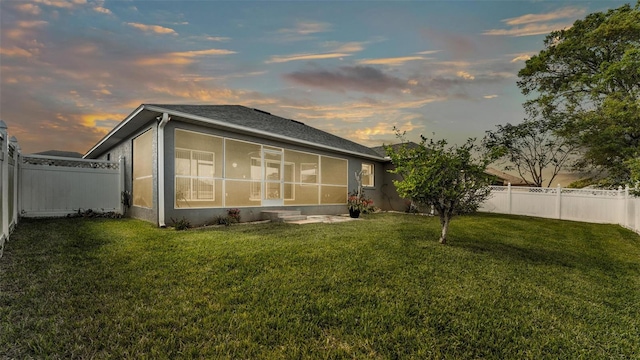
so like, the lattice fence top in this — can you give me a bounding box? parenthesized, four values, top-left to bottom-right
(22, 155, 119, 170)
(489, 185, 623, 197)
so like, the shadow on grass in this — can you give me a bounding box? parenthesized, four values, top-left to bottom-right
(448, 213, 639, 276)
(452, 238, 579, 268)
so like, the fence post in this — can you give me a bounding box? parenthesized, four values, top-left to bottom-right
(556, 184, 562, 219)
(0, 121, 5, 256)
(0, 122, 8, 244)
(507, 182, 512, 214)
(624, 185, 629, 229)
(10, 136, 19, 227)
(119, 155, 125, 215)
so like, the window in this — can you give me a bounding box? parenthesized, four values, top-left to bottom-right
(174, 130, 223, 208)
(284, 150, 320, 205)
(176, 149, 215, 201)
(133, 129, 153, 208)
(361, 163, 374, 187)
(300, 163, 318, 184)
(320, 156, 348, 204)
(172, 129, 350, 208)
(224, 139, 262, 206)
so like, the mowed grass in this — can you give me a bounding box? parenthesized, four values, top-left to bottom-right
(1, 213, 639, 359)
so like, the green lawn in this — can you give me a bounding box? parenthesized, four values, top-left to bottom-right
(1, 213, 639, 359)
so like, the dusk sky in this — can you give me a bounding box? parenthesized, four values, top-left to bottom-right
(0, 0, 631, 155)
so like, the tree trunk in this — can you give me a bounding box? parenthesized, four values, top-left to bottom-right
(439, 215, 449, 244)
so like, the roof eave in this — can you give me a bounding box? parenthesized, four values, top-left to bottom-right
(83, 104, 146, 159)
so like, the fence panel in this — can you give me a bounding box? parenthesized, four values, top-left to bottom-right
(0, 130, 20, 258)
(511, 188, 557, 219)
(0, 134, 4, 257)
(627, 197, 640, 234)
(560, 191, 622, 224)
(20, 155, 121, 217)
(8, 151, 14, 227)
(481, 185, 639, 235)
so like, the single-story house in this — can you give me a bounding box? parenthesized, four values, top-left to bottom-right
(84, 104, 407, 226)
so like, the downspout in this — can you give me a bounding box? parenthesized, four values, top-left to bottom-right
(157, 112, 171, 227)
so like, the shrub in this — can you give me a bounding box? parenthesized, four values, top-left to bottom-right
(171, 217, 191, 231)
(227, 208, 241, 223)
(213, 215, 232, 226)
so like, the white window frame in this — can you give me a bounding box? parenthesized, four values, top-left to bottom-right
(361, 163, 374, 187)
(175, 148, 216, 202)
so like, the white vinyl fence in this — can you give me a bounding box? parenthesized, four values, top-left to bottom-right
(0, 122, 124, 258)
(20, 155, 123, 217)
(0, 122, 20, 258)
(480, 184, 640, 234)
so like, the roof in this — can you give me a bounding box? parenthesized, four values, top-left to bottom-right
(35, 150, 83, 158)
(85, 104, 385, 160)
(484, 167, 529, 186)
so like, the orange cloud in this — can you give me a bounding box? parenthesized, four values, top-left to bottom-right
(15, 3, 42, 15)
(332, 42, 365, 53)
(93, 6, 112, 15)
(509, 53, 534, 62)
(147, 84, 244, 102)
(136, 48, 236, 66)
(484, 7, 585, 37)
(127, 22, 177, 35)
(32, 0, 86, 9)
(17, 20, 48, 28)
(483, 23, 571, 37)
(353, 121, 420, 141)
(79, 113, 124, 128)
(266, 52, 351, 64)
(358, 56, 426, 66)
(503, 7, 585, 25)
(456, 71, 475, 80)
(0, 46, 33, 57)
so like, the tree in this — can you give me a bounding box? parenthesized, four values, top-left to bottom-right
(483, 118, 579, 187)
(386, 135, 492, 244)
(628, 156, 640, 196)
(518, 2, 640, 186)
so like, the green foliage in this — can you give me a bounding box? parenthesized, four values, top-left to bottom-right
(567, 177, 597, 189)
(171, 217, 191, 230)
(212, 209, 242, 226)
(627, 157, 640, 196)
(2, 215, 640, 358)
(213, 215, 232, 226)
(518, 2, 640, 187)
(386, 133, 492, 243)
(483, 119, 579, 187)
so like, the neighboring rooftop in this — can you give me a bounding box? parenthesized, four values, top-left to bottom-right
(34, 150, 83, 158)
(484, 167, 529, 186)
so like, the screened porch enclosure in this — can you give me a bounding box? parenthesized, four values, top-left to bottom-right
(174, 129, 348, 209)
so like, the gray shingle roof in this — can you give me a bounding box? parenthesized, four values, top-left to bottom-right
(149, 104, 383, 158)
